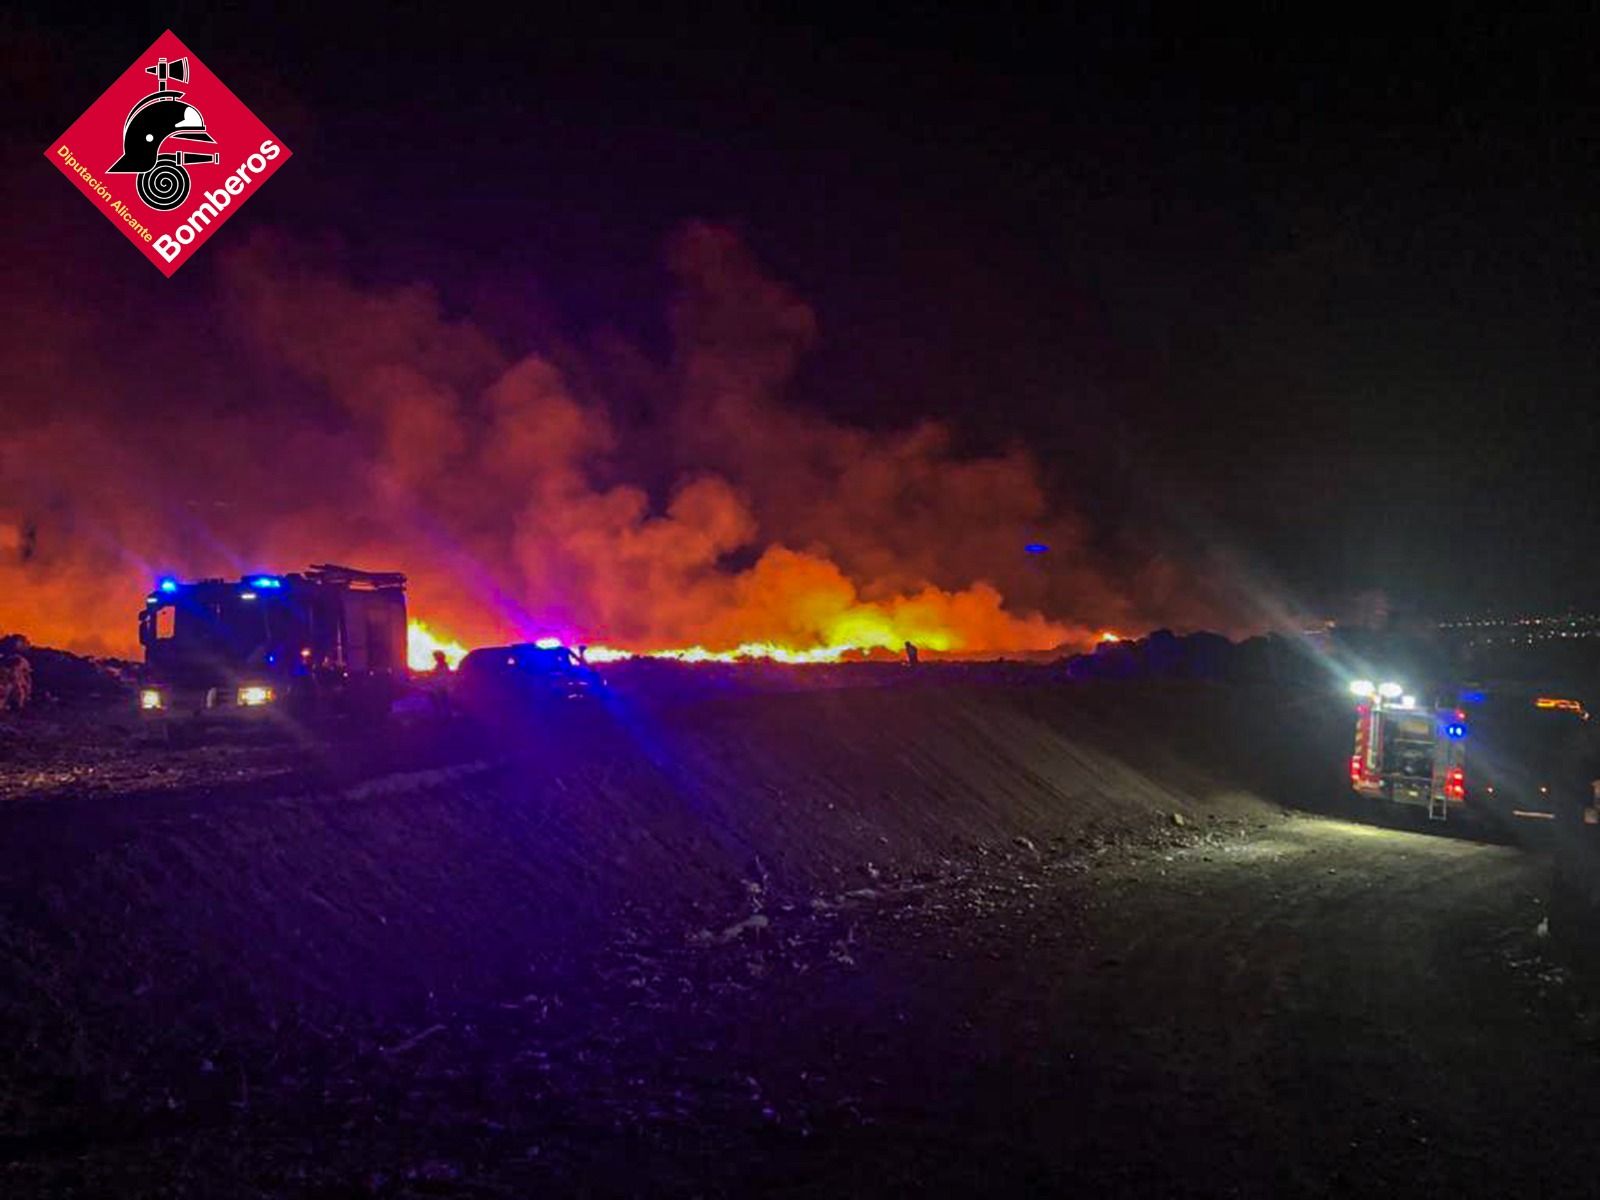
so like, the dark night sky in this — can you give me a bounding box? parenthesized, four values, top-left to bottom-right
(8, 3, 1599, 620)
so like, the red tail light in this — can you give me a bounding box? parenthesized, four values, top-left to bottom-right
(1445, 767, 1466, 801)
(1351, 706, 1372, 787)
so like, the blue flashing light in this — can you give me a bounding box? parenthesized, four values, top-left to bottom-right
(266, 653, 277, 665)
(1444, 722, 1469, 740)
(250, 576, 282, 589)
(157, 577, 178, 594)
(1024, 542, 1050, 555)
(1459, 690, 1485, 704)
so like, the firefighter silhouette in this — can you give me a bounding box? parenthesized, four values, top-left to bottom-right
(105, 55, 218, 211)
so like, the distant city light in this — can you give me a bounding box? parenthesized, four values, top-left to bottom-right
(1440, 611, 1600, 645)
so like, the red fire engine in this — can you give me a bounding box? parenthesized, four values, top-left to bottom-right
(1349, 679, 1593, 824)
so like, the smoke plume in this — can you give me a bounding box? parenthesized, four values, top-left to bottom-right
(1, 223, 1222, 659)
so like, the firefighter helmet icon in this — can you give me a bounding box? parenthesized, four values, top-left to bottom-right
(105, 55, 219, 211)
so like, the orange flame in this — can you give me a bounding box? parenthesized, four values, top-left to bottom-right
(406, 620, 469, 672)
(405, 556, 1092, 670)
(409, 624, 1082, 669)
(596, 641, 861, 665)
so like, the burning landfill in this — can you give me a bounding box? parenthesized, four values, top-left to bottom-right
(7, 17, 1597, 1197)
(1, 223, 1237, 669)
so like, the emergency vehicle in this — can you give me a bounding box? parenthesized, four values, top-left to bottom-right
(1349, 679, 1594, 823)
(452, 640, 606, 725)
(137, 564, 408, 732)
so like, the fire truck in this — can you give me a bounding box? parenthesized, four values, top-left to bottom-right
(1349, 678, 1594, 824)
(137, 564, 408, 731)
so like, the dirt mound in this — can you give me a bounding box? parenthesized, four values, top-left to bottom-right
(0, 682, 1345, 1114)
(0, 637, 133, 708)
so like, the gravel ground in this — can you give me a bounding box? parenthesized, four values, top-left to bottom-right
(4, 809, 1594, 1198)
(9, 684, 1572, 1196)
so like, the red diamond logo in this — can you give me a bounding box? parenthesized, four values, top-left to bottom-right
(45, 30, 291, 277)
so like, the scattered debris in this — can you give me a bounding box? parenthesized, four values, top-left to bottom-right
(716, 913, 770, 943)
(382, 1023, 448, 1056)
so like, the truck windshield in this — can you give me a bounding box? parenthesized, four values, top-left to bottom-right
(146, 597, 273, 673)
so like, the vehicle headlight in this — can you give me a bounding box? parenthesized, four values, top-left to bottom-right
(139, 688, 163, 711)
(237, 685, 274, 707)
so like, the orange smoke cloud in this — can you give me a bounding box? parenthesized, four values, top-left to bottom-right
(0, 222, 1222, 662)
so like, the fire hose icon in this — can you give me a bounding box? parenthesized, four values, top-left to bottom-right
(105, 55, 218, 211)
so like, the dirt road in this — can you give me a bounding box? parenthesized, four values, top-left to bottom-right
(8, 811, 1596, 1197)
(794, 815, 1591, 1198)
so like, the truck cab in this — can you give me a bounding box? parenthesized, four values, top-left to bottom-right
(138, 564, 407, 728)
